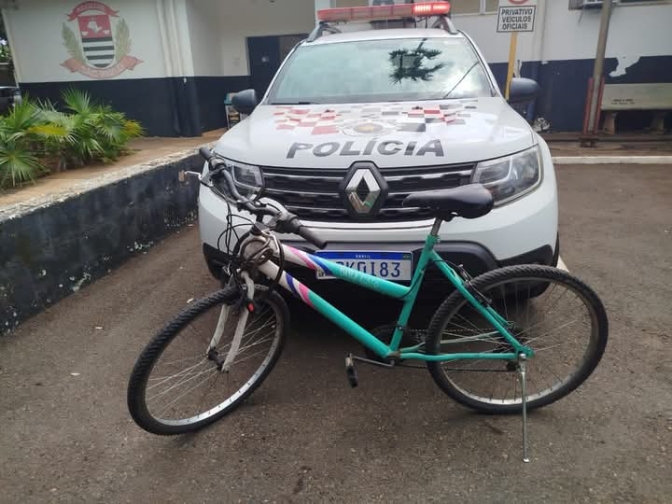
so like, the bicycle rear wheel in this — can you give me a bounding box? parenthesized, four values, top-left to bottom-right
(425, 265, 608, 414)
(127, 285, 288, 435)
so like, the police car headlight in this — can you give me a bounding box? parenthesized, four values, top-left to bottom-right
(213, 158, 265, 200)
(471, 146, 541, 206)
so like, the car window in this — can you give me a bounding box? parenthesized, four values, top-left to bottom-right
(267, 37, 492, 104)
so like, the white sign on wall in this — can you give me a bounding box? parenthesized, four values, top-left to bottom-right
(497, 0, 537, 33)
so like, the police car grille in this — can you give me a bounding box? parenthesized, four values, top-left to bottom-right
(262, 164, 475, 222)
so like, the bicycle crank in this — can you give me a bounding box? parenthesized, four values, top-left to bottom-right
(344, 352, 397, 388)
(364, 323, 425, 364)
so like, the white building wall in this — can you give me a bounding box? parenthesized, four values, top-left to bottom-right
(213, 0, 315, 76)
(186, 0, 223, 76)
(169, 0, 196, 77)
(455, 1, 672, 66)
(3, 0, 669, 134)
(4, 0, 169, 82)
(13, 0, 667, 84)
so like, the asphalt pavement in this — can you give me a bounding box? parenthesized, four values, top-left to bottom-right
(1, 164, 671, 503)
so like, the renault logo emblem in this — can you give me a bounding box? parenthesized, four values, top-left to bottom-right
(339, 162, 388, 220)
(345, 169, 380, 214)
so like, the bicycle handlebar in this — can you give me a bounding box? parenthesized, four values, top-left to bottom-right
(199, 146, 213, 162)
(294, 223, 327, 250)
(198, 147, 327, 249)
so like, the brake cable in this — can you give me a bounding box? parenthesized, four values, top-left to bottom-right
(203, 154, 286, 309)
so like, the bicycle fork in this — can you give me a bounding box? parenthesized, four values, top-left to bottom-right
(208, 273, 255, 372)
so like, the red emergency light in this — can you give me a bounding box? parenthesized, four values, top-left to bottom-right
(317, 2, 451, 23)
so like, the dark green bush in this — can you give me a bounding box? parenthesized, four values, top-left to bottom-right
(0, 88, 143, 188)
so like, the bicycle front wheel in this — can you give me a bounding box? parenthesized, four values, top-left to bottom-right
(127, 285, 288, 435)
(426, 265, 608, 414)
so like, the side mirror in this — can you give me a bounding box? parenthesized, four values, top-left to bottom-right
(508, 78, 539, 104)
(232, 89, 258, 116)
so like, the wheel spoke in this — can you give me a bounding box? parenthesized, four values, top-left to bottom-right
(427, 272, 605, 412)
(156, 368, 221, 417)
(129, 290, 285, 433)
(148, 361, 215, 402)
(147, 358, 211, 391)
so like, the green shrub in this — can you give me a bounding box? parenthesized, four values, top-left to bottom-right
(0, 88, 143, 188)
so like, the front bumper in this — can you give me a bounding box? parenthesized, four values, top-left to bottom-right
(199, 153, 557, 267)
(199, 138, 559, 284)
(203, 236, 557, 289)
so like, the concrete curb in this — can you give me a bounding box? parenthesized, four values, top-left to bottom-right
(552, 156, 672, 165)
(1, 146, 211, 335)
(0, 143, 212, 221)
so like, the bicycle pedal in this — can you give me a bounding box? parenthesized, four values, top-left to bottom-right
(345, 354, 358, 388)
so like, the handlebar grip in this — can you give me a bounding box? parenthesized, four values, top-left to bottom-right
(199, 146, 213, 162)
(296, 225, 327, 250)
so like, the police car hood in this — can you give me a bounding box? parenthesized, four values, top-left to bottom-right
(215, 98, 534, 168)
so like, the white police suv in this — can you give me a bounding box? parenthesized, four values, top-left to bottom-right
(198, 2, 559, 287)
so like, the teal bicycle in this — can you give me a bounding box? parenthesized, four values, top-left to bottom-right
(127, 148, 608, 462)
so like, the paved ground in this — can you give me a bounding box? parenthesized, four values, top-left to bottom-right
(1, 164, 671, 503)
(549, 139, 672, 158)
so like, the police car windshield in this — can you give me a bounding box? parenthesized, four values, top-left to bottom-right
(267, 37, 492, 104)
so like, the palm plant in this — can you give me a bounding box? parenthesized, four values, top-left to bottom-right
(0, 100, 49, 187)
(0, 88, 144, 189)
(60, 88, 143, 166)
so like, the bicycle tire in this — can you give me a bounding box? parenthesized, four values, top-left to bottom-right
(127, 285, 288, 435)
(425, 265, 608, 414)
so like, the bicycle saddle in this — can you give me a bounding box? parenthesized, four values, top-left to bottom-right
(402, 183, 494, 220)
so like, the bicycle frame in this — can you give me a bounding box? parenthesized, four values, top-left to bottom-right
(254, 224, 533, 362)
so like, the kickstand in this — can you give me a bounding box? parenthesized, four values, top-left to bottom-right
(518, 353, 530, 463)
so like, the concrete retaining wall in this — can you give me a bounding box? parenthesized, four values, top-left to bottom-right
(0, 150, 205, 335)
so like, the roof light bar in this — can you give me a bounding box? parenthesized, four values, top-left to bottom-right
(412, 2, 451, 16)
(316, 2, 451, 23)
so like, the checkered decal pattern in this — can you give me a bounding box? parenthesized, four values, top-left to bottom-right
(273, 103, 469, 135)
(273, 106, 343, 135)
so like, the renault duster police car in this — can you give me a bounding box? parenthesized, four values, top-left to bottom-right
(198, 2, 559, 287)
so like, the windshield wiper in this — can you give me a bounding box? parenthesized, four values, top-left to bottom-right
(440, 62, 480, 100)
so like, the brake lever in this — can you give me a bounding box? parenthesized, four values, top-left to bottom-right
(179, 170, 203, 183)
(179, 154, 227, 186)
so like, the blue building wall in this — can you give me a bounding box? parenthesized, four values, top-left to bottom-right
(487, 54, 672, 132)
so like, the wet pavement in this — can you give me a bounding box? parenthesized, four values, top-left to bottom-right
(1, 164, 671, 503)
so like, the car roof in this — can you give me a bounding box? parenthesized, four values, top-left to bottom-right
(306, 27, 465, 45)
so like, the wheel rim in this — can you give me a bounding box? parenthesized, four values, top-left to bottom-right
(435, 276, 601, 407)
(142, 300, 281, 426)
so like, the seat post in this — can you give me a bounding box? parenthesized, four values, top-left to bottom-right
(430, 218, 443, 237)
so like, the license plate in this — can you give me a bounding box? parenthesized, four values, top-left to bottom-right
(314, 251, 413, 281)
